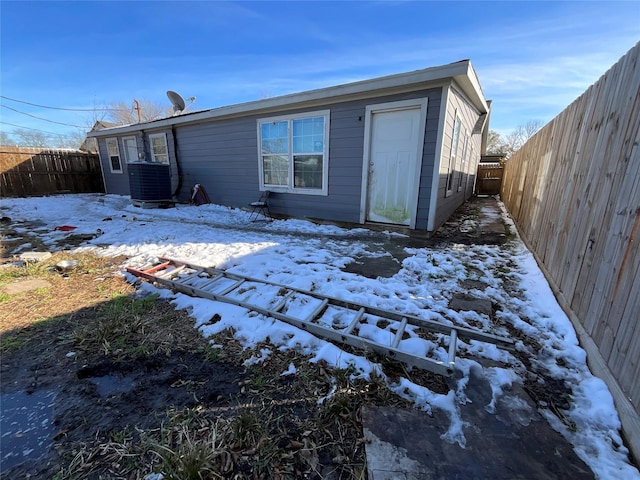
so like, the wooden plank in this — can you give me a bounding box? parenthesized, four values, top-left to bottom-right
(500, 42, 640, 460)
(514, 221, 640, 463)
(476, 164, 503, 195)
(561, 81, 613, 301)
(587, 144, 640, 340)
(618, 310, 640, 411)
(0, 148, 101, 196)
(546, 100, 589, 273)
(608, 267, 640, 405)
(573, 55, 640, 328)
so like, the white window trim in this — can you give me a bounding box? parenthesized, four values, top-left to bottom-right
(457, 130, 469, 192)
(105, 137, 123, 174)
(149, 133, 169, 164)
(122, 136, 139, 163)
(465, 143, 476, 193)
(257, 110, 330, 196)
(446, 113, 461, 197)
(359, 98, 428, 229)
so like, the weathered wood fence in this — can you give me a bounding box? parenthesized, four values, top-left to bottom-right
(501, 42, 640, 460)
(476, 162, 503, 195)
(0, 147, 104, 197)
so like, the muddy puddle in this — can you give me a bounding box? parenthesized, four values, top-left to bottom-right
(2, 352, 245, 477)
(87, 374, 137, 397)
(76, 364, 137, 397)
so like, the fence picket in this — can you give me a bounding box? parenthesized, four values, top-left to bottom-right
(0, 146, 103, 196)
(500, 42, 640, 460)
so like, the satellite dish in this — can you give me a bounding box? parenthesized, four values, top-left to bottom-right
(166, 90, 196, 115)
(167, 90, 186, 113)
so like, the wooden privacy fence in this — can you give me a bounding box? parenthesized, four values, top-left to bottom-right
(0, 146, 104, 197)
(501, 42, 640, 460)
(476, 162, 503, 195)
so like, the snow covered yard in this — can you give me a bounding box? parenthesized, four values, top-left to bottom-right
(1, 193, 638, 479)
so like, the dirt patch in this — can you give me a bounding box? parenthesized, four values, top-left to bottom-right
(2, 348, 244, 478)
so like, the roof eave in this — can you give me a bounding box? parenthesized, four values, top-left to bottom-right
(452, 62, 489, 113)
(88, 60, 488, 137)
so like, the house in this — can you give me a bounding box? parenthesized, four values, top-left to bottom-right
(87, 60, 490, 234)
(79, 120, 119, 154)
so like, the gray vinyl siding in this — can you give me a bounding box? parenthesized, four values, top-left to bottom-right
(89, 60, 491, 232)
(415, 95, 443, 230)
(175, 117, 257, 207)
(98, 129, 178, 197)
(170, 88, 443, 226)
(96, 87, 444, 229)
(97, 137, 130, 196)
(434, 83, 484, 230)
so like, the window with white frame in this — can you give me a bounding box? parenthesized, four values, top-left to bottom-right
(258, 110, 329, 195)
(149, 133, 169, 164)
(457, 131, 469, 191)
(122, 136, 139, 163)
(105, 138, 123, 173)
(446, 115, 461, 193)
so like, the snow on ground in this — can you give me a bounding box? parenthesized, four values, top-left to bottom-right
(1, 193, 638, 479)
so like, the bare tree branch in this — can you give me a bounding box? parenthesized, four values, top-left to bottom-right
(12, 129, 51, 147)
(487, 120, 544, 158)
(105, 99, 172, 125)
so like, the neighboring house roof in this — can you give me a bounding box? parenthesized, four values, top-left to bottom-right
(93, 120, 119, 130)
(88, 60, 488, 137)
(80, 120, 121, 152)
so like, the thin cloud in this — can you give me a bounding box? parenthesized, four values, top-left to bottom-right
(2, 1, 638, 138)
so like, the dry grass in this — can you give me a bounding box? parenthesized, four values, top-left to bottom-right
(0, 252, 132, 333)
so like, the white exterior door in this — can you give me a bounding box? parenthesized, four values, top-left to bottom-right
(365, 106, 422, 226)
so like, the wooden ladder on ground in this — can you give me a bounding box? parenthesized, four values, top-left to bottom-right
(126, 258, 514, 377)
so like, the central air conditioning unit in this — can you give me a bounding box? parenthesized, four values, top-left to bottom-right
(128, 162, 173, 208)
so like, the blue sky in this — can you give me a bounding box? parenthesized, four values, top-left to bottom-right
(1, 1, 638, 142)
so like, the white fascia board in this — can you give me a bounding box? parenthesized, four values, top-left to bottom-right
(452, 62, 488, 114)
(88, 60, 487, 138)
